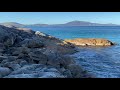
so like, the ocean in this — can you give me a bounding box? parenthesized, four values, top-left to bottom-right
(25, 26, 120, 78)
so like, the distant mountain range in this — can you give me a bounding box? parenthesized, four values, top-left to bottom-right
(0, 21, 119, 28)
(0, 22, 25, 28)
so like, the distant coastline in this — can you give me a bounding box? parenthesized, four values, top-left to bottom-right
(0, 21, 120, 28)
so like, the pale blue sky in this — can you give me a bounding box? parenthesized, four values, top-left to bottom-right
(0, 12, 120, 24)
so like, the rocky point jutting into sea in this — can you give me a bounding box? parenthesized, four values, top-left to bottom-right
(0, 25, 96, 78)
(65, 38, 114, 46)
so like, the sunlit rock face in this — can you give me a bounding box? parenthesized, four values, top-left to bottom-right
(65, 38, 114, 46)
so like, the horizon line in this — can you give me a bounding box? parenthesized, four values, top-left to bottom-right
(0, 20, 119, 25)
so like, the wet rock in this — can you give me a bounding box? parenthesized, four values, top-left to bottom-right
(0, 67, 11, 77)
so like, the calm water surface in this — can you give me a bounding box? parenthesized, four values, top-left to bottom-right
(26, 26, 120, 78)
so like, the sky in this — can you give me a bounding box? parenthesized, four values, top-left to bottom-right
(0, 12, 120, 24)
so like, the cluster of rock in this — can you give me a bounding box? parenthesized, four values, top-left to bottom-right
(65, 38, 114, 46)
(0, 25, 93, 78)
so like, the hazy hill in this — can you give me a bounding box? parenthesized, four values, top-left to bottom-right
(64, 21, 119, 26)
(0, 21, 119, 28)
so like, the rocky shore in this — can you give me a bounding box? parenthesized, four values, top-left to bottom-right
(65, 38, 114, 46)
(0, 25, 94, 78)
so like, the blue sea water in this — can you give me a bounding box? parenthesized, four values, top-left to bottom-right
(26, 26, 120, 78)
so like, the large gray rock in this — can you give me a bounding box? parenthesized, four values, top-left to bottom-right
(0, 67, 11, 77)
(12, 47, 30, 57)
(20, 38, 44, 48)
(10, 64, 45, 75)
(8, 64, 21, 71)
(67, 64, 85, 78)
(63, 69, 72, 78)
(3, 32, 17, 47)
(0, 25, 9, 43)
(0, 56, 8, 62)
(19, 60, 28, 67)
(58, 55, 75, 68)
(45, 51, 74, 68)
(28, 50, 48, 64)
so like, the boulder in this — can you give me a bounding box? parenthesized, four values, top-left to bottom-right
(3, 32, 17, 47)
(0, 67, 11, 77)
(12, 47, 30, 57)
(19, 60, 28, 67)
(0, 56, 8, 62)
(44, 51, 60, 68)
(67, 64, 85, 78)
(20, 38, 44, 48)
(35, 31, 47, 37)
(8, 64, 21, 71)
(0, 27, 16, 47)
(63, 69, 72, 78)
(58, 55, 75, 68)
(45, 51, 75, 68)
(28, 50, 48, 64)
(65, 38, 114, 46)
(0, 25, 9, 43)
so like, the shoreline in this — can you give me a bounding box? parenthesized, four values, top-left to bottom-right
(0, 25, 115, 78)
(0, 25, 95, 78)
